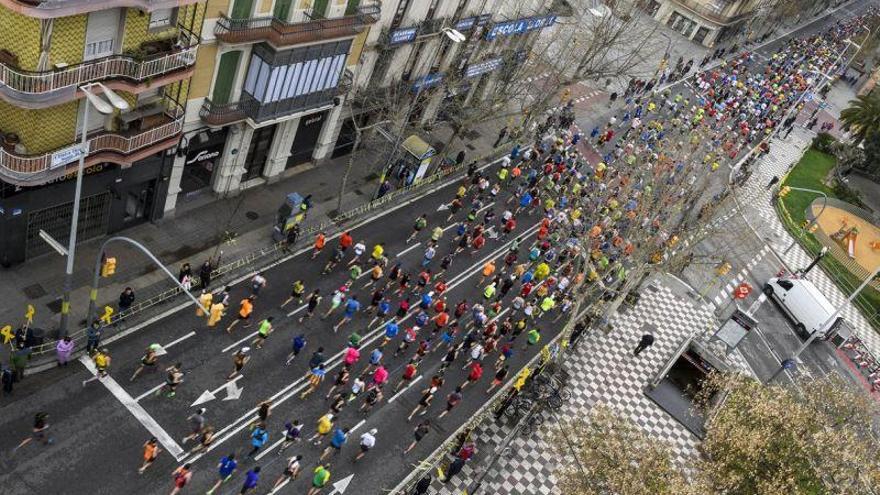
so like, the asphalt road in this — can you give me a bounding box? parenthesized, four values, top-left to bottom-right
(0, 149, 569, 495)
(1, 3, 875, 494)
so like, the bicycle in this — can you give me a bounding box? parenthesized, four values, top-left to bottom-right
(518, 410, 545, 437)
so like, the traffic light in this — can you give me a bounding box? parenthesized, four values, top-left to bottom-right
(715, 261, 731, 276)
(101, 257, 117, 277)
(778, 186, 791, 198)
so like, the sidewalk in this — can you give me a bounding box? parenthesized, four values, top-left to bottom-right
(0, 116, 507, 352)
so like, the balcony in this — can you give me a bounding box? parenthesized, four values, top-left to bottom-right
(670, 0, 752, 26)
(1, 0, 201, 19)
(0, 98, 184, 186)
(0, 36, 198, 109)
(200, 70, 352, 127)
(214, 4, 381, 48)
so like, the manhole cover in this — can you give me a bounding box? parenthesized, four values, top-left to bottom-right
(22, 283, 47, 299)
(46, 298, 63, 314)
(245, 211, 259, 220)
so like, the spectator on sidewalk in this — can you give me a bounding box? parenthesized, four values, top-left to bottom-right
(119, 287, 136, 312)
(199, 259, 213, 289)
(493, 126, 508, 148)
(633, 333, 655, 356)
(55, 336, 74, 367)
(86, 321, 103, 353)
(178, 263, 192, 285)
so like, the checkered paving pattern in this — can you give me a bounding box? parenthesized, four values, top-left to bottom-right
(431, 281, 725, 494)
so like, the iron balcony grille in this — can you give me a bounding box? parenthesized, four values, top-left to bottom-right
(214, 3, 380, 47)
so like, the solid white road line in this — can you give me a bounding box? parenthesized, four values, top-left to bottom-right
(80, 355, 186, 460)
(396, 242, 422, 258)
(388, 374, 423, 403)
(286, 303, 308, 318)
(163, 331, 196, 350)
(350, 419, 366, 433)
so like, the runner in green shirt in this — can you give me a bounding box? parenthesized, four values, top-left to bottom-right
(524, 328, 541, 350)
(251, 317, 274, 349)
(307, 465, 331, 495)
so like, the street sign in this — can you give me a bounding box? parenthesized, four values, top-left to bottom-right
(712, 307, 758, 352)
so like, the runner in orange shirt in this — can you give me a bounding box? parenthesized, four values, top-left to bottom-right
(311, 232, 326, 259)
(227, 296, 254, 333)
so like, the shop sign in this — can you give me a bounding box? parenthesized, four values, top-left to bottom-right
(485, 14, 557, 40)
(412, 73, 445, 92)
(389, 27, 418, 45)
(45, 163, 108, 185)
(50, 144, 85, 170)
(186, 149, 220, 165)
(465, 57, 503, 78)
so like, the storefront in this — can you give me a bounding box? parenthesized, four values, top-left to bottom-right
(244, 124, 277, 182)
(179, 127, 228, 201)
(287, 110, 328, 168)
(0, 153, 169, 266)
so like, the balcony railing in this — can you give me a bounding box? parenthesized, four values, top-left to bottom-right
(0, 101, 184, 186)
(670, 0, 752, 25)
(6, 0, 201, 18)
(0, 38, 197, 107)
(214, 3, 381, 47)
(200, 70, 353, 126)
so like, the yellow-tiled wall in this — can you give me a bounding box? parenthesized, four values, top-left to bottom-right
(122, 7, 178, 54)
(0, 100, 78, 153)
(50, 15, 87, 66)
(0, 8, 41, 70)
(188, 43, 218, 99)
(207, 0, 231, 17)
(258, 0, 274, 15)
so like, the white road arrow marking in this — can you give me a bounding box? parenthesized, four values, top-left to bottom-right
(191, 390, 215, 407)
(190, 375, 244, 407)
(224, 380, 244, 401)
(436, 203, 450, 211)
(330, 474, 355, 494)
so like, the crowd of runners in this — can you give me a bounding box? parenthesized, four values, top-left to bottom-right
(25, 9, 874, 494)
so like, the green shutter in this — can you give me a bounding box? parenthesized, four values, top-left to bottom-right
(312, 0, 329, 17)
(212, 51, 242, 105)
(274, 0, 293, 20)
(230, 0, 254, 19)
(344, 0, 360, 15)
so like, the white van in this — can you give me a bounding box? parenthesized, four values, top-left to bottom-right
(763, 277, 844, 339)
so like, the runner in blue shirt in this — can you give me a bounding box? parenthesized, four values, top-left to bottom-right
(206, 453, 237, 495)
(240, 467, 260, 494)
(380, 321, 399, 347)
(334, 296, 360, 332)
(319, 427, 350, 461)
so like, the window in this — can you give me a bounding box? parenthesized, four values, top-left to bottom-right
(149, 8, 176, 30)
(778, 280, 794, 291)
(85, 39, 114, 59)
(391, 0, 412, 29)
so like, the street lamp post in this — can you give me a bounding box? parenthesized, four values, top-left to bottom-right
(768, 263, 880, 383)
(800, 246, 828, 276)
(58, 83, 129, 336)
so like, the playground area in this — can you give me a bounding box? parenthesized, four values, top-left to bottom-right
(811, 200, 880, 289)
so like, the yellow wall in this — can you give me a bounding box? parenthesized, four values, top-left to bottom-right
(0, 8, 42, 70)
(0, 100, 78, 154)
(206, 0, 231, 17)
(347, 29, 367, 66)
(188, 43, 218, 99)
(122, 7, 178, 54)
(258, 0, 274, 15)
(50, 15, 87, 66)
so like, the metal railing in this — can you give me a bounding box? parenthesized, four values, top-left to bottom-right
(0, 36, 197, 101)
(214, 3, 380, 46)
(670, 0, 752, 26)
(0, 100, 185, 183)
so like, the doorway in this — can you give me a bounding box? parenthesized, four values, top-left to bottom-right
(244, 124, 276, 181)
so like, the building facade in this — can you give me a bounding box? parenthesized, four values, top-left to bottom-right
(0, 0, 205, 265)
(163, 0, 378, 213)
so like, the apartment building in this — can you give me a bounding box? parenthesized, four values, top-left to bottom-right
(637, 0, 763, 46)
(336, 0, 567, 163)
(0, 0, 205, 265)
(164, 0, 378, 212)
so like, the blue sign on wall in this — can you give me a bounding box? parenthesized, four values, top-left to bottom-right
(389, 27, 418, 44)
(455, 13, 493, 31)
(465, 57, 503, 78)
(485, 14, 557, 40)
(412, 73, 445, 92)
